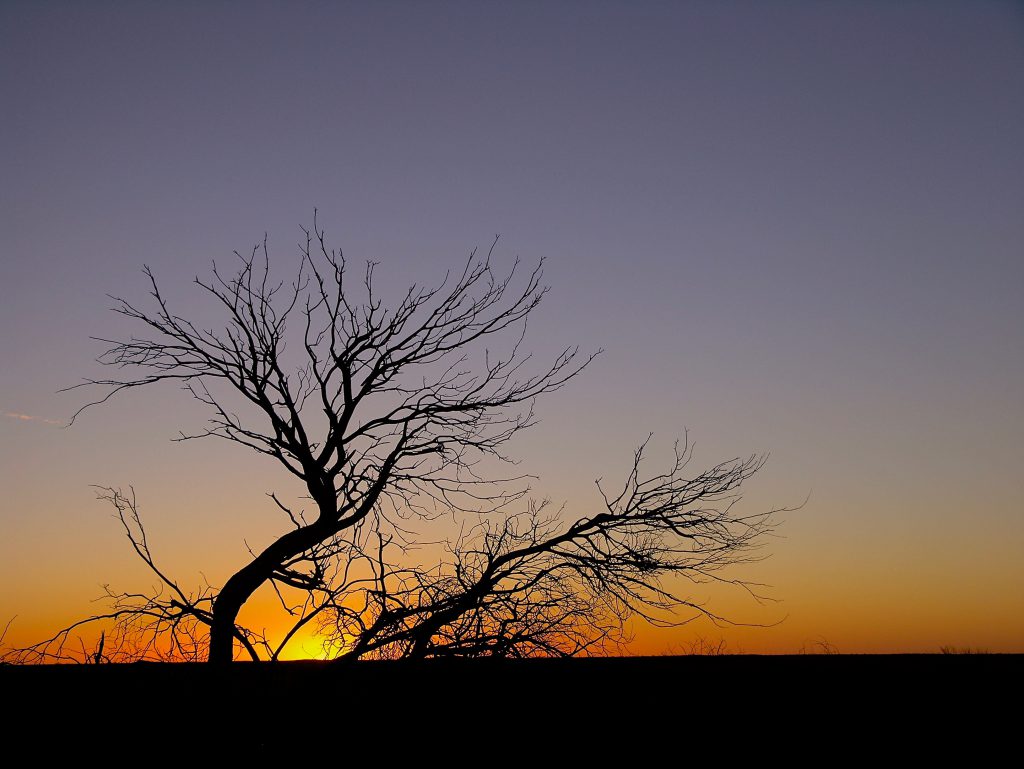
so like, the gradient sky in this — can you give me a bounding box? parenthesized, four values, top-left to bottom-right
(2, 1, 1022, 656)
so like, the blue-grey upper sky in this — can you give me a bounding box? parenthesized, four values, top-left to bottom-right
(2, 1, 1022, 652)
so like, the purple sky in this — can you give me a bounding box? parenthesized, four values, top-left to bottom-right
(2, 1, 1022, 653)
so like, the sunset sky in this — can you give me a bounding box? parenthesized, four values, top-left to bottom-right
(1, 1, 1021, 657)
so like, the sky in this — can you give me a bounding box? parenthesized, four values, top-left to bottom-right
(1, 0, 1022, 657)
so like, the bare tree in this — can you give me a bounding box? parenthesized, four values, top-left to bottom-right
(9, 215, 776, 664)
(327, 440, 771, 660)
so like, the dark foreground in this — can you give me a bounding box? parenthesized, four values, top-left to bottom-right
(3, 655, 1019, 755)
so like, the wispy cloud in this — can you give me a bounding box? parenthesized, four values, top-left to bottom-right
(3, 411, 64, 426)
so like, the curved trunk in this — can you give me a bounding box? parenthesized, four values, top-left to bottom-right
(207, 519, 334, 664)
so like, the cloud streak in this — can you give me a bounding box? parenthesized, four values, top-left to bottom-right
(3, 411, 64, 426)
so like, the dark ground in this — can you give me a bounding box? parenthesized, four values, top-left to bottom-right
(3, 655, 1019, 755)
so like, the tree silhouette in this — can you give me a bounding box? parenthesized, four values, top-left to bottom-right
(8, 215, 775, 664)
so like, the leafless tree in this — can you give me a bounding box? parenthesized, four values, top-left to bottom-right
(326, 439, 771, 660)
(7, 214, 777, 664)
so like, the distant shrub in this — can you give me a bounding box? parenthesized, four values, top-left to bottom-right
(939, 645, 990, 655)
(798, 637, 840, 655)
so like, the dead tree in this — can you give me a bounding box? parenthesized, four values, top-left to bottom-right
(13, 214, 776, 664)
(327, 439, 772, 660)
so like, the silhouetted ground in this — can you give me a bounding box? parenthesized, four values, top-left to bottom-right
(3, 655, 1019, 756)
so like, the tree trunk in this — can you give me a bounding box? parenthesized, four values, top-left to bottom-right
(209, 603, 241, 665)
(207, 519, 335, 664)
